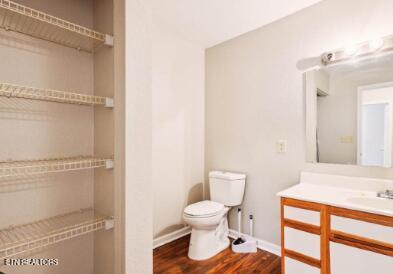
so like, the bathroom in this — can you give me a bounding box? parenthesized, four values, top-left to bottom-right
(0, 0, 393, 273)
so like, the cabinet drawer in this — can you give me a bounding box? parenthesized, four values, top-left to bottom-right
(285, 257, 320, 274)
(285, 227, 320, 259)
(332, 216, 393, 244)
(284, 205, 320, 226)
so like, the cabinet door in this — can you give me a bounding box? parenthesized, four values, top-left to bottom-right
(331, 242, 393, 274)
(285, 257, 320, 274)
(285, 227, 320, 259)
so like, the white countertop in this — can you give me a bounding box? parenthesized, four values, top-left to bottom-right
(277, 173, 393, 217)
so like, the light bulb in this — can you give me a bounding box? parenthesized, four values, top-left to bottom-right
(369, 38, 384, 51)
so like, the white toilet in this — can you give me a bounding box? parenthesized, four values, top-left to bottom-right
(183, 171, 246, 260)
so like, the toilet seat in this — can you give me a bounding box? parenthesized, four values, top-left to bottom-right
(184, 200, 224, 218)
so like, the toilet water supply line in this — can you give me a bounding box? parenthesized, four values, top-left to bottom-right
(237, 208, 254, 238)
(249, 214, 253, 238)
(237, 208, 242, 238)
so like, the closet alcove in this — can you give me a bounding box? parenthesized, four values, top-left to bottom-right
(0, 0, 117, 273)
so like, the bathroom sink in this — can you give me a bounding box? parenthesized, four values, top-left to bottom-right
(347, 197, 393, 211)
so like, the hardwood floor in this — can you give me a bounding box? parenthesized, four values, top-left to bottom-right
(153, 235, 281, 273)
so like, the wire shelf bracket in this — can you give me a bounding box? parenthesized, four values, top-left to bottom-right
(0, 0, 114, 52)
(0, 83, 114, 108)
(0, 209, 114, 260)
(0, 156, 114, 178)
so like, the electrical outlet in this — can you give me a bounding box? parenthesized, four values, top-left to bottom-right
(276, 140, 287, 153)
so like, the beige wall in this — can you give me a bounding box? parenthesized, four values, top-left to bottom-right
(93, 0, 115, 273)
(206, 0, 393, 247)
(152, 24, 205, 238)
(113, 0, 126, 272)
(124, 0, 153, 273)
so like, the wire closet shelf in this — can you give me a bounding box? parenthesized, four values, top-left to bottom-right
(0, 0, 113, 52)
(0, 208, 114, 261)
(0, 156, 114, 178)
(0, 83, 114, 107)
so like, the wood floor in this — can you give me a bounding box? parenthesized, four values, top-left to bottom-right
(153, 235, 281, 273)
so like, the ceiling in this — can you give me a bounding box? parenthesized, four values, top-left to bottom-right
(151, 0, 323, 48)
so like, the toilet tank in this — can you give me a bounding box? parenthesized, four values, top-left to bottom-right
(209, 171, 246, 206)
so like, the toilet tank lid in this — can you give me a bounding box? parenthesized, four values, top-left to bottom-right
(209, 171, 246, 180)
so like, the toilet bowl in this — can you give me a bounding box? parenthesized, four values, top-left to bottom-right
(183, 170, 246, 260)
(183, 200, 230, 260)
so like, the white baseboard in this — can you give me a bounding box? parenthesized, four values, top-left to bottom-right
(153, 226, 191, 249)
(152, 226, 281, 257)
(228, 229, 281, 257)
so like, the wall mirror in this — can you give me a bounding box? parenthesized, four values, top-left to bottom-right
(306, 41, 393, 168)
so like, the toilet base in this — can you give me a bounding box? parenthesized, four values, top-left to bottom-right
(187, 216, 230, 260)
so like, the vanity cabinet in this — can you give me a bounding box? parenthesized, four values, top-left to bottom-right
(281, 198, 393, 274)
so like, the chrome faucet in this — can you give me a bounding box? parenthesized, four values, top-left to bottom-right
(377, 190, 393, 199)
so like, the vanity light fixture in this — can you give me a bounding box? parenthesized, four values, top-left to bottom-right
(321, 34, 393, 66)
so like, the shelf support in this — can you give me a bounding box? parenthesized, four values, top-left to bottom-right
(105, 97, 114, 108)
(105, 159, 114, 169)
(105, 218, 115, 230)
(104, 34, 114, 47)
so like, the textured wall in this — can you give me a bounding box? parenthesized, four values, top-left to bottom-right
(152, 24, 205, 238)
(124, 0, 153, 273)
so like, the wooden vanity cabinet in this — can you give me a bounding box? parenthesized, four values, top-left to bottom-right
(280, 198, 393, 274)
